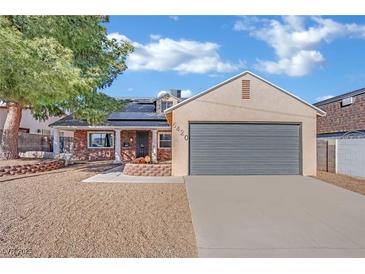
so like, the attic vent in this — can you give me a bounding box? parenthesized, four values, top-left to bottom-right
(242, 80, 250, 99)
(341, 97, 354, 107)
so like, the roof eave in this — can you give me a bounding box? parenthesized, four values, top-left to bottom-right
(314, 87, 365, 106)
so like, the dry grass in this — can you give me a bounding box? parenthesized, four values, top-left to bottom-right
(0, 161, 197, 258)
(316, 171, 365, 195)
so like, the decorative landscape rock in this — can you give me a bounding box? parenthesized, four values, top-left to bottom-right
(0, 160, 66, 177)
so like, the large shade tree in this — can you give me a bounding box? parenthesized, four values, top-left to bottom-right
(0, 16, 133, 159)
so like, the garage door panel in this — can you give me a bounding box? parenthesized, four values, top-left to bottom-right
(189, 123, 300, 175)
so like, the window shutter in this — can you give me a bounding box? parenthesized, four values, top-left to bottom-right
(242, 80, 250, 99)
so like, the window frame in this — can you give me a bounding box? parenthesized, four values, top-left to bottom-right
(87, 131, 114, 149)
(160, 101, 173, 112)
(158, 132, 172, 149)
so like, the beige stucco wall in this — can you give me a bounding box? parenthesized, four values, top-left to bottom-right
(155, 94, 180, 113)
(0, 107, 73, 137)
(171, 73, 318, 176)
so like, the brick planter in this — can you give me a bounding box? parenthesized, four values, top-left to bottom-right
(123, 163, 171, 176)
(0, 160, 66, 177)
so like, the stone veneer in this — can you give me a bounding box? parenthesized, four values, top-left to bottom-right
(123, 163, 172, 176)
(73, 129, 172, 162)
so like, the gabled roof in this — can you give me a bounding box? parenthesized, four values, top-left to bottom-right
(314, 87, 365, 106)
(165, 70, 326, 116)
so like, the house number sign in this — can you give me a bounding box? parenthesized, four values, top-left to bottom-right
(172, 122, 189, 141)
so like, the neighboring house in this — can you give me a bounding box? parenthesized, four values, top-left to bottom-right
(50, 90, 184, 162)
(0, 102, 73, 137)
(50, 71, 325, 176)
(314, 88, 365, 139)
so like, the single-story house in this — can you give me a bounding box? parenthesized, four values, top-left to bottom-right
(314, 87, 365, 139)
(50, 71, 325, 176)
(50, 91, 183, 163)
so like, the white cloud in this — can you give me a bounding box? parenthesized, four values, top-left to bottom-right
(108, 32, 130, 42)
(234, 16, 365, 76)
(255, 50, 324, 77)
(111, 33, 242, 74)
(316, 95, 334, 102)
(127, 88, 133, 92)
(157, 90, 168, 97)
(181, 89, 192, 98)
(157, 89, 193, 98)
(150, 34, 161, 40)
(169, 16, 179, 21)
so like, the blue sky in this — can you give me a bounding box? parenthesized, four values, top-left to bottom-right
(104, 16, 365, 103)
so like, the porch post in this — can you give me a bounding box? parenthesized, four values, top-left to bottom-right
(152, 129, 158, 163)
(52, 128, 60, 157)
(114, 129, 122, 163)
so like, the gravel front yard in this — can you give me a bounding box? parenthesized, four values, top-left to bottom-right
(0, 159, 45, 167)
(0, 161, 197, 257)
(316, 171, 365, 195)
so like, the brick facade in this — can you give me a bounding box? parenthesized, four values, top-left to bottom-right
(120, 130, 153, 162)
(120, 130, 136, 161)
(157, 148, 172, 162)
(316, 93, 365, 134)
(73, 130, 115, 161)
(73, 129, 172, 162)
(157, 130, 172, 162)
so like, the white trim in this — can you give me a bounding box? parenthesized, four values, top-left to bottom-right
(164, 70, 326, 116)
(87, 131, 115, 149)
(52, 128, 60, 156)
(113, 129, 122, 163)
(158, 132, 172, 149)
(151, 129, 158, 163)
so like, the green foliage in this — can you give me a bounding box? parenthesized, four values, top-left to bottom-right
(0, 16, 133, 124)
(68, 92, 126, 125)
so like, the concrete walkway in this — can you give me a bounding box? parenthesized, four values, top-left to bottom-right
(82, 168, 183, 184)
(185, 175, 365, 258)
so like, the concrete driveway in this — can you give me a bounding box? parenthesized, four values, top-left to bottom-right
(185, 176, 365, 257)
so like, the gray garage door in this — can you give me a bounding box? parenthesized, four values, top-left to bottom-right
(189, 123, 301, 175)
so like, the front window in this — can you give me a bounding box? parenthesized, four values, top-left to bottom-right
(159, 133, 172, 148)
(161, 101, 173, 112)
(88, 132, 114, 148)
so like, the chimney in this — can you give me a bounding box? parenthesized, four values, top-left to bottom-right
(170, 89, 181, 98)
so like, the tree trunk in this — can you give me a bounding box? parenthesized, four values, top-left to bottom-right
(0, 102, 22, 159)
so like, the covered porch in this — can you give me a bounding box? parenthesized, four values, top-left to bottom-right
(52, 126, 172, 163)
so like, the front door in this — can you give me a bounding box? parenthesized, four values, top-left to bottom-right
(136, 131, 149, 158)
